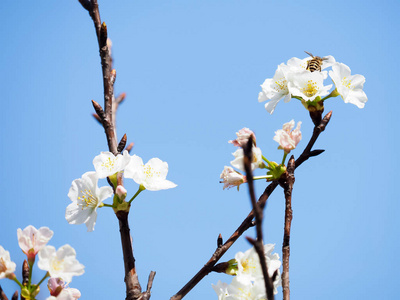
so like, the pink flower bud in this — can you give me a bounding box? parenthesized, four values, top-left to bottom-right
(273, 120, 302, 153)
(116, 185, 127, 201)
(220, 166, 246, 190)
(229, 128, 256, 147)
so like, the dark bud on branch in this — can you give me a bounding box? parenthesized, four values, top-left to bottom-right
(11, 292, 18, 300)
(118, 134, 127, 153)
(100, 22, 108, 47)
(91, 100, 105, 121)
(78, 0, 91, 11)
(309, 149, 325, 157)
(22, 260, 29, 286)
(217, 234, 223, 248)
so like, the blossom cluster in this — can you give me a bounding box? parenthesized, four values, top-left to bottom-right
(220, 123, 302, 190)
(212, 244, 281, 299)
(0, 225, 83, 300)
(258, 54, 367, 114)
(66, 150, 177, 231)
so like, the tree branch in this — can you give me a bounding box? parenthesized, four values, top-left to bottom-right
(243, 138, 274, 300)
(0, 286, 8, 300)
(170, 111, 333, 300)
(279, 156, 295, 300)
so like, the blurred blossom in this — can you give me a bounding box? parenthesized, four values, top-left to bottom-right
(17, 225, 54, 261)
(47, 278, 81, 300)
(273, 120, 302, 153)
(230, 147, 263, 172)
(229, 128, 256, 147)
(38, 245, 84, 283)
(0, 246, 16, 279)
(66, 171, 113, 232)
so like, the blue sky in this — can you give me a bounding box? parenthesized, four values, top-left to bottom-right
(0, 0, 399, 299)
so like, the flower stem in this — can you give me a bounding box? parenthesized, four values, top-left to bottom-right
(28, 261, 33, 288)
(102, 203, 114, 208)
(31, 272, 49, 293)
(253, 175, 273, 180)
(11, 276, 23, 289)
(321, 88, 339, 101)
(262, 155, 275, 169)
(281, 152, 288, 165)
(128, 185, 146, 205)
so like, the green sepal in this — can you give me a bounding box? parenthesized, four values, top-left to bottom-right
(108, 173, 118, 188)
(266, 164, 286, 181)
(226, 259, 238, 276)
(113, 201, 130, 213)
(21, 287, 31, 299)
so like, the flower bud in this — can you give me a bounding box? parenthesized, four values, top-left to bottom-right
(116, 185, 127, 202)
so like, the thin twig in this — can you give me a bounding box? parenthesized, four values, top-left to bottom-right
(243, 138, 274, 300)
(81, 2, 142, 299)
(141, 271, 156, 300)
(0, 285, 8, 300)
(279, 156, 295, 300)
(170, 111, 332, 300)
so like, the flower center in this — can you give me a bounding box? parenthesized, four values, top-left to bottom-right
(302, 80, 319, 97)
(341, 77, 352, 89)
(273, 78, 287, 92)
(101, 157, 117, 171)
(51, 259, 64, 272)
(77, 189, 97, 208)
(241, 258, 257, 274)
(143, 165, 160, 179)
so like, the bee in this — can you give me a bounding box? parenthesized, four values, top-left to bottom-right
(304, 51, 328, 72)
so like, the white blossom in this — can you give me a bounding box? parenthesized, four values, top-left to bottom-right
(38, 245, 84, 283)
(93, 150, 131, 178)
(258, 64, 291, 114)
(230, 147, 263, 172)
(329, 62, 367, 108)
(287, 70, 332, 102)
(212, 280, 229, 300)
(0, 246, 16, 279)
(235, 244, 281, 294)
(66, 172, 113, 232)
(226, 277, 266, 300)
(125, 155, 177, 191)
(17, 225, 54, 260)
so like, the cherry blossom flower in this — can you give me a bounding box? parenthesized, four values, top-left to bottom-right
(17, 225, 54, 261)
(92, 150, 131, 178)
(47, 278, 81, 300)
(66, 171, 113, 232)
(273, 120, 302, 153)
(124, 155, 177, 191)
(220, 166, 246, 190)
(235, 244, 281, 294)
(287, 70, 332, 102)
(0, 246, 16, 279)
(258, 64, 291, 114)
(212, 281, 229, 300)
(38, 245, 84, 283)
(230, 147, 264, 172)
(229, 128, 256, 147)
(329, 62, 367, 108)
(226, 277, 266, 300)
